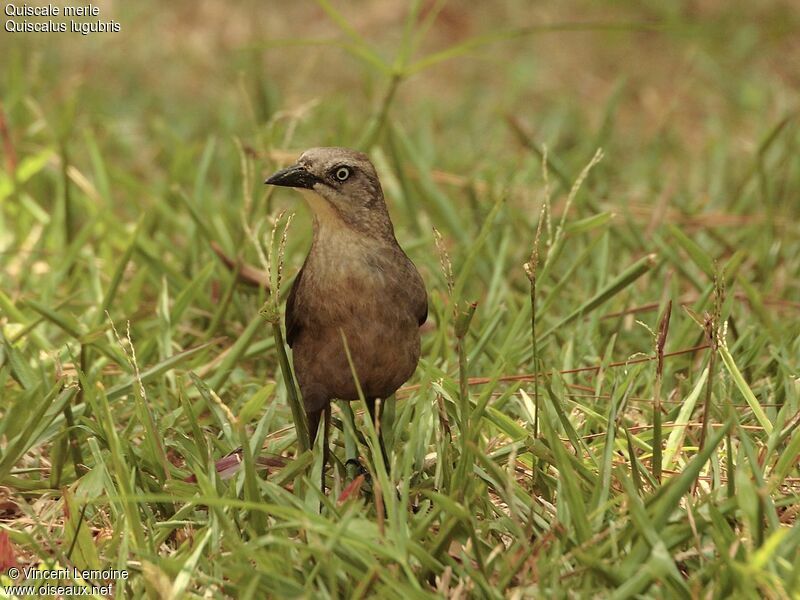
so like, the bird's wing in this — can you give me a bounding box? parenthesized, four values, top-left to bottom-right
(412, 265, 428, 326)
(284, 264, 305, 347)
(403, 251, 428, 327)
(417, 292, 428, 326)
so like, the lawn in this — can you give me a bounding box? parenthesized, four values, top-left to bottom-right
(1, 1, 799, 597)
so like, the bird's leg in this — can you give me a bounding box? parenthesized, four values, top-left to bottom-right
(306, 407, 327, 494)
(366, 398, 391, 474)
(340, 402, 362, 481)
(307, 408, 322, 445)
(366, 398, 409, 510)
(322, 404, 331, 494)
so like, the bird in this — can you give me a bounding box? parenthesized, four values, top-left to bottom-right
(264, 147, 428, 491)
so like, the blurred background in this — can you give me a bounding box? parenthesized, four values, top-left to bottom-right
(3, 1, 799, 214)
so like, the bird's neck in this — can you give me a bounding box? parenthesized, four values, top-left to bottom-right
(299, 189, 396, 246)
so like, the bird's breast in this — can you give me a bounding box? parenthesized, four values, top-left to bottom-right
(306, 230, 387, 287)
(290, 229, 424, 403)
(298, 233, 415, 326)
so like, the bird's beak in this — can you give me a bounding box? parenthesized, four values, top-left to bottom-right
(264, 164, 320, 189)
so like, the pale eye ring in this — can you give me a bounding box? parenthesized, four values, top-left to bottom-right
(334, 167, 351, 182)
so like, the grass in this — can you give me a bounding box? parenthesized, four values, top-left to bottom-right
(1, 0, 800, 597)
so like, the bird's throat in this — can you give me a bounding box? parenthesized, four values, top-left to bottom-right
(298, 189, 347, 232)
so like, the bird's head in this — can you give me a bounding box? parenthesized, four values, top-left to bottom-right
(265, 147, 393, 239)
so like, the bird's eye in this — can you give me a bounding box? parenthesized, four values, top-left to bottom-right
(334, 167, 351, 182)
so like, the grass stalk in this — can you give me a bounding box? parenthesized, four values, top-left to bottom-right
(652, 299, 672, 483)
(697, 274, 723, 461)
(453, 300, 478, 500)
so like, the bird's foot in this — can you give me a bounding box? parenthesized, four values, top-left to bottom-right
(343, 458, 418, 512)
(344, 458, 371, 483)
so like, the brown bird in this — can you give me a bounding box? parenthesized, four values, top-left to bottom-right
(265, 147, 427, 487)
